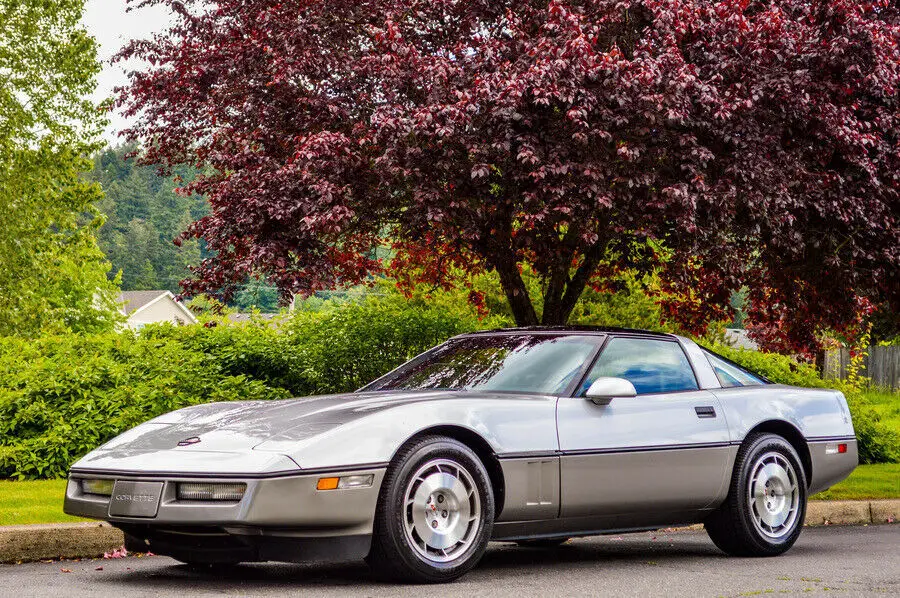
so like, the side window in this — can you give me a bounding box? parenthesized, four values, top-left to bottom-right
(579, 338, 699, 396)
(704, 351, 766, 388)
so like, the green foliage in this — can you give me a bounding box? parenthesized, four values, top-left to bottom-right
(88, 144, 206, 293)
(278, 297, 481, 394)
(230, 277, 281, 312)
(0, 332, 289, 480)
(0, 297, 479, 479)
(710, 344, 900, 464)
(569, 273, 670, 332)
(0, 0, 121, 337)
(2, 277, 895, 478)
(150, 295, 482, 396)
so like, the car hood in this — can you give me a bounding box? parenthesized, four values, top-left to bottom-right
(73, 390, 517, 466)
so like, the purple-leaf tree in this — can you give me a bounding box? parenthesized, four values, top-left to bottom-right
(119, 0, 900, 354)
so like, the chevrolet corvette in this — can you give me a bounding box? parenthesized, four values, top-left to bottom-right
(64, 327, 857, 582)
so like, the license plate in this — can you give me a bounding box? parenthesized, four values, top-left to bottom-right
(108, 481, 163, 518)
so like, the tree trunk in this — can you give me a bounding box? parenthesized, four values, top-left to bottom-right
(540, 241, 606, 326)
(494, 256, 539, 326)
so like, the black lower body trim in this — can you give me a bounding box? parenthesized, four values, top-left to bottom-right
(497, 441, 731, 460)
(806, 435, 857, 443)
(120, 525, 372, 563)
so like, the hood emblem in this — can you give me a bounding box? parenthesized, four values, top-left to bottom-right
(177, 436, 201, 447)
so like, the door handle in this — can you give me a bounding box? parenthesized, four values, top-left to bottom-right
(695, 406, 716, 418)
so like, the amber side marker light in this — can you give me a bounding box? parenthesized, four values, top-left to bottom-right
(317, 475, 375, 491)
(317, 477, 340, 491)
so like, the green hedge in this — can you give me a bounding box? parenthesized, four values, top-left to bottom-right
(0, 332, 291, 479)
(1, 300, 896, 479)
(0, 299, 479, 479)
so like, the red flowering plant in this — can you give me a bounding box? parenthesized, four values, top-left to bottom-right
(120, 0, 899, 355)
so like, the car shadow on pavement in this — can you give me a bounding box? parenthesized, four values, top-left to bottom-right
(93, 536, 730, 590)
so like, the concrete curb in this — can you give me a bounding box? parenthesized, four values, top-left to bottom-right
(0, 500, 896, 564)
(0, 522, 124, 564)
(806, 499, 898, 526)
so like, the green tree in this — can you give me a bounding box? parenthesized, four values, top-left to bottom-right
(231, 277, 280, 312)
(0, 0, 121, 336)
(89, 144, 205, 293)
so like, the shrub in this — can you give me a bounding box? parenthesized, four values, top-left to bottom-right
(0, 297, 481, 479)
(709, 344, 899, 464)
(0, 332, 288, 479)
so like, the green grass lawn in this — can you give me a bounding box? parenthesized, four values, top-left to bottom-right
(0, 479, 87, 526)
(810, 463, 900, 501)
(1, 463, 897, 526)
(864, 388, 900, 436)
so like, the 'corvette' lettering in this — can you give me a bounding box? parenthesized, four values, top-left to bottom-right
(114, 494, 157, 502)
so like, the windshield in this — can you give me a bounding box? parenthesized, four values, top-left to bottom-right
(368, 334, 602, 395)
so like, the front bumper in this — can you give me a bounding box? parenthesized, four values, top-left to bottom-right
(64, 466, 386, 538)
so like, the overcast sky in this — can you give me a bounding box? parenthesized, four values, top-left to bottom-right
(82, 0, 174, 143)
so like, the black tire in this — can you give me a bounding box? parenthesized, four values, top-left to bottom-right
(705, 432, 808, 557)
(366, 435, 494, 583)
(515, 538, 569, 549)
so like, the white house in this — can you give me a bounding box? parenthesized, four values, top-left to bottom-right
(724, 328, 759, 350)
(118, 290, 198, 329)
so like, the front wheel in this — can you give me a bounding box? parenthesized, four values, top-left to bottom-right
(366, 436, 494, 583)
(705, 433, 807, 556)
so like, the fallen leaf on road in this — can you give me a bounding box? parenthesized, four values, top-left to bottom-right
(103, 547, 128, 559)
(60, 569, 72, 573)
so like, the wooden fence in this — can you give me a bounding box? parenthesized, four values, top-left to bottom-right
(822, 346, 900, 391)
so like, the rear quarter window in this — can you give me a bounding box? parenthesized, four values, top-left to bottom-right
(703, 350, 768, 387)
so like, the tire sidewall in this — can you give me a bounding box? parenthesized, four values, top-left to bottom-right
(380, 438, 494, 582)
(735, 434, 808, 553)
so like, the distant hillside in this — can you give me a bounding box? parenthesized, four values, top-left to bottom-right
(88, 145, 279, 310)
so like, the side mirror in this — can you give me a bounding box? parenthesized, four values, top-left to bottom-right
(585, 377, 637, 405)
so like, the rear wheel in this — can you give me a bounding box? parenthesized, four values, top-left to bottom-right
(705, 433, 807, 556)
(366, 436, 494, 583)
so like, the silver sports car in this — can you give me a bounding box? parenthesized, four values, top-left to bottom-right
(65, 327, 858, 582)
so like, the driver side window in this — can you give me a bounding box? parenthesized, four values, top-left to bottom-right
(579, 337, 699, 396)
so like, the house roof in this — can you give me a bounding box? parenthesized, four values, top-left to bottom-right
(119, 290, 170, 315)
(118, 290, 198, 325)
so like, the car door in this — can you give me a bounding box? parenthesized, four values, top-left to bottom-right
(556, 336, 731, 518)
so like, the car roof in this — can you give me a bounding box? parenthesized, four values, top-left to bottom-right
(457, 326, 677, 339)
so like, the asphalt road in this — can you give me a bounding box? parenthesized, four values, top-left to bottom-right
(1, 526, 897, 597)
